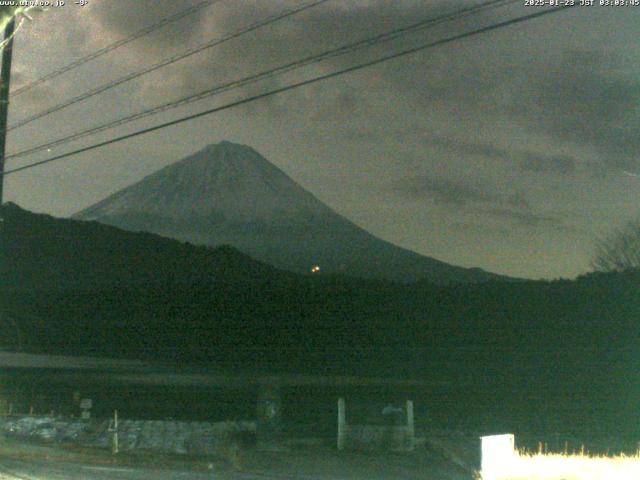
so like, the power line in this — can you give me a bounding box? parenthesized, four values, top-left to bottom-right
(6, 0, 330, 133)
(12, 0, 220, 97)
(6, 0, 517, 161)
(2, 5, 575, 177)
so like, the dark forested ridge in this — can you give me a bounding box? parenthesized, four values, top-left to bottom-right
(0, 202, 296, 291)
(2, 203, 639, 436)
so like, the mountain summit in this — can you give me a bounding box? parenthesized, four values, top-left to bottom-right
(74, 141, 502, 283)
(78, 142, 331, 223)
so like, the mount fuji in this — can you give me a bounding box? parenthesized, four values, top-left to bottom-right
(74, 141, 503, 284)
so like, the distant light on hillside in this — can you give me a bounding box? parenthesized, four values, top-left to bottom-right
(311, 265, 320, 273)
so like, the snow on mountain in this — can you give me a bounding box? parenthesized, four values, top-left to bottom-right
(79, 142, 331, 223)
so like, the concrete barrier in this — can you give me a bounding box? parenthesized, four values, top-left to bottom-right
(0, 416, 256, 456)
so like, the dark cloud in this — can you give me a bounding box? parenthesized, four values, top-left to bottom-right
(392, 175, 560, 228)
(518, 51, 640, 170)
(393, 175, 500, 206)
(84, 1, 481, 112)
(415, 49, 640, 172)
(417, 136, 578, 176)
(31, 0, 640, 170)
(89, 0, 207, 52)
(379, 47, 640, 173)
(420, 136, 512, 161)
(482, 207, 560, 227)
(520, 153, 576, 175)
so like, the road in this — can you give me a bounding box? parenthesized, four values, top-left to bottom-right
(0, 431, 474, 480)
(0, 457, 294, 480)
(0, 458, 213, 480)
(0, 448, 472, 480)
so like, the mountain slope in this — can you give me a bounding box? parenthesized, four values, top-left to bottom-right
(74, 141, 506, 284)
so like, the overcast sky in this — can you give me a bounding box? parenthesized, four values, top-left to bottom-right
(3, 0, 639, 280)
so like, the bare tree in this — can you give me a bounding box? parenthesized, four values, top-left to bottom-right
(591, 221, 640, 272)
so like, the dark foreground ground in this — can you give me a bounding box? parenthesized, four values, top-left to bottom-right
(0, 435, 475, 480)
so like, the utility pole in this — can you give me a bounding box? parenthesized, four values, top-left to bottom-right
(0, 18, 15, 204)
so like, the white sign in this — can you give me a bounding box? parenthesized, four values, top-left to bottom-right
(80, 398, 92, 409)
(481, 433, 515, 480)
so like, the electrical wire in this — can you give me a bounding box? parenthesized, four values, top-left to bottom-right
(5, 0, 331, 132)
(2, 5, 576, 177)
(5, 0, 518, 161)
